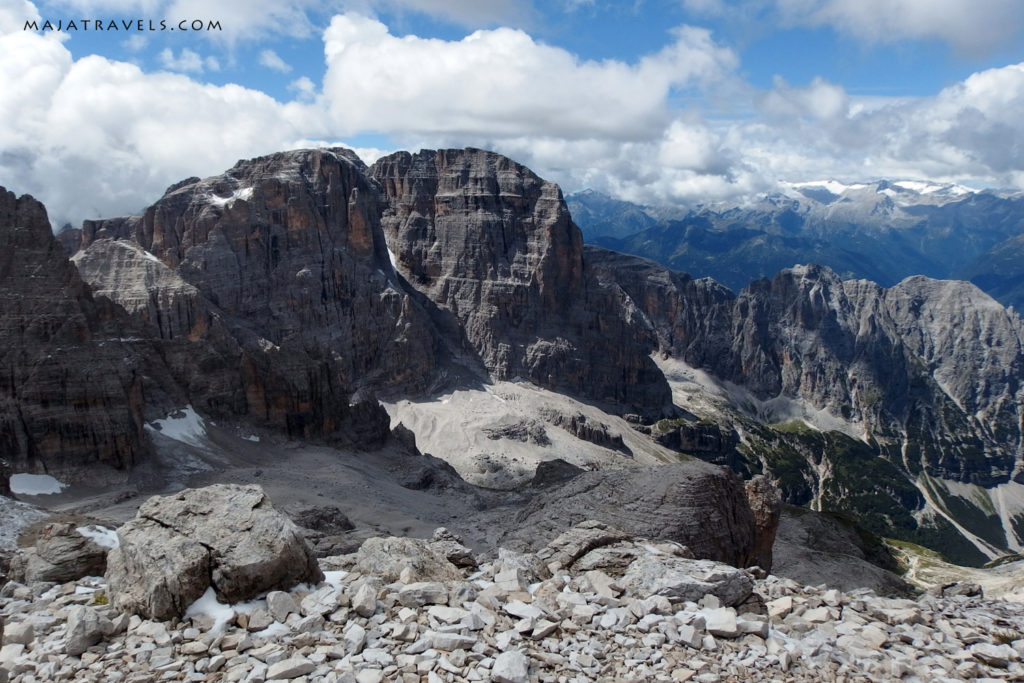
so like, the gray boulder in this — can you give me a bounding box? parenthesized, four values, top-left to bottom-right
(11, 523, 109, 584)
(105, 484, 321, 620)
(618, 554, 754, 606)
(64, 606, 112, 656)
(354, 536, 463, 583)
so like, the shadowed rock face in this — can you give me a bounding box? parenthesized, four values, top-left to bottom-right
(0, 188, 174, 474)
(371, 149, 672, 418)
(500, 461, 768, 570)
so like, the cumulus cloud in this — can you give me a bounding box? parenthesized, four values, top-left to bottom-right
(0, 27, 323, 225)
(2, 3, 1024, 227)
(321, 14, 738, 140)
(0, 0, 40, 31)
(724, 62, 1024, 190)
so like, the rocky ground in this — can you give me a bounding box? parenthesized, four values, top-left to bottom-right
(2, 520, 1024, 683)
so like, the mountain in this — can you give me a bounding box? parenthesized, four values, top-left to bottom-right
(572, 182, 1024, 301)
(565, 188, 658, 241)
(590, 248, 1024, 564)
(0, 189, 182, 476)
(4, 149, 1024, 567)
(957, 233, 1024, 311)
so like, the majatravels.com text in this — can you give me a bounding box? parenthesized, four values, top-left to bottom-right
(25, 19, 222, 32)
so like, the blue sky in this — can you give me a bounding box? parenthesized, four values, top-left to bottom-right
(2, 0, 1024, 225)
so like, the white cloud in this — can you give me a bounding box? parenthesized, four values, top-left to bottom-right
(321, 14, 738, 140)
(258, 48, 291, 72)
(761, 76, 849, 121)
(777, 0, 1024, 54)
(0, 27, 324, 225)
(158, 47, 218, 72)
(3, 3, 1024, 228)
(0, 0, 41, 33)
(122, 34, 147, 51)
(288, 75, 316, 99)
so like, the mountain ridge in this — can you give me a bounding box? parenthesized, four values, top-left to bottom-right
(4, 147, 1024, 566)
(569, 184, 1024, 307)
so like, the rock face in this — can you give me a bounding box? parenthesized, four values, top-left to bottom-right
(502, 461, 770, 569)
(0, 188, 174, 475)
(105, 484, 321, 619)
(744, 476, 783, 571)
(771, 506, 913, 596)
(77, 149, 440, 447)
(371, 149, 671, 418)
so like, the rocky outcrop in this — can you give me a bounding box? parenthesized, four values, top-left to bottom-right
(771, 507, 914, 596)
(744, 476, 783, 571)
(105, 484, 321, 620)
(371, 149, 671, 418)
(352, 536, 465, 583)
(502, 461, 769, 569)
(591, 244, 1024, 556)
(9, 523, 110, 584)
(539, 409, 630, 453)
(0, 188, 176, 475)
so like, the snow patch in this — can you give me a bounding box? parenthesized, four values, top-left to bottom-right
(184, 587, 236, 634)
(787, 180, 868, 195)
(253, 622, 290, 638)
(323, 570, 348, 591)
(243, 434, 260, 443)
(76, 525, 120, 549)
(387, 246, 399, 270)
(206, 186, 253, 207)
(145, 405, 207, 447)
(891, 180, 972, 196)
(10, 473, 67, 495)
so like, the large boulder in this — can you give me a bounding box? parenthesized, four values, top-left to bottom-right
(503, 461, 770, 569)
(105, 484, 322, 620)
(354, 536, 465, 583)
(618, 555, 754, 606)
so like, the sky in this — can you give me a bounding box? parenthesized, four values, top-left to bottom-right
(1, 0, 1024, 227)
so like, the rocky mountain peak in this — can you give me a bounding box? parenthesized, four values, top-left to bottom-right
(372, 147, 670, 416)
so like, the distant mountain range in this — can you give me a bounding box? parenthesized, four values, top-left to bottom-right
(568, 182, 1024, 310)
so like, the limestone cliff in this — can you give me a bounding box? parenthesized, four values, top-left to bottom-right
(371, 149, 671, 417)
(0, 188, 168, 474)
(78, 149, 442, 445)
